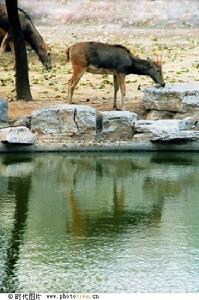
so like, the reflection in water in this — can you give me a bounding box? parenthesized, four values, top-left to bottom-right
(0, 154, 32, 292)
(1, 176, 31, 292)
(0, 153, 199, 292)
(68, 190, 87, 237)
(67, 175, 163, 238)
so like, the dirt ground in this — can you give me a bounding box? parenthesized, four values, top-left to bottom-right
(0, 24, 199, 122)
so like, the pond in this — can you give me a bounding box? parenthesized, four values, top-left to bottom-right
(0, 152, 199, 293)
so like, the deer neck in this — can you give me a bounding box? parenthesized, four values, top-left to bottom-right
(25, 21, 44, 55)
(130, 56, 150, 76)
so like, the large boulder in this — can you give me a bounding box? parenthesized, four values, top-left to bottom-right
(151, 130, 199, 142)
(0, 126, 37, 145)
(0, 98, 8, 126)
(143, 83, 199, 114)
(134, 118, 195, 133)
(134, 118, 199, 143)
(97, 111, 137, 139)
(31, 104, 96, 139)
(134, 118, 195, 135)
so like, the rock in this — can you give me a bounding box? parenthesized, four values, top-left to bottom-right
(31, 104, 96, 139)
(134, 118, 199, 143)
(151, 131, 199, 142)
(14, 115, 31, 128)
(0, 98, 8, 126)
(134, 118, 195, 134)
(0, 126, 37, 145)
(31, 105, 76, 135)
(133, 133, 153, 142)
(74, 105, 96, 137)
(182, 95, 199, 107)
(143, 83, 199, 113)
(146, 110, 175, 120)
(98, 111, 137, 139)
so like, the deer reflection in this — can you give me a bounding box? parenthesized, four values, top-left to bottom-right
(67, 190, 87, 237)
(66, 157, 164, 238)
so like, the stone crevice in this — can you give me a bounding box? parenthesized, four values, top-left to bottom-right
(73, 108, 79, 133)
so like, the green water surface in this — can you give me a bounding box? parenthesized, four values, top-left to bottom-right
(0, 153, 199, 293)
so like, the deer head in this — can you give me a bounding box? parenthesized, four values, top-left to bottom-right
(38, 43, 52, 71)
(147, 56, 165, 87)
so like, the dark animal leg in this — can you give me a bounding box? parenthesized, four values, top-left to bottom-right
(118, 74, 126, 110)
(113, 74, 119, 110)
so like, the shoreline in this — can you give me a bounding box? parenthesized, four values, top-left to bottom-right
(1, 140, 199, 153)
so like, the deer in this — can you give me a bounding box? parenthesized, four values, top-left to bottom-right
(66, 41, 165, 110)
(0, 4, 51, 70)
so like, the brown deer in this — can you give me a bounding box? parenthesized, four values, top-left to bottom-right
(0, 4, 51, 70)
(66, 41, 165, 110)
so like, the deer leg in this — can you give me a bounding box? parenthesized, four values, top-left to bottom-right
(118, 74, 126, 110)
(113, 74, 119, 110)
(0, 32, 11, 54)
(68, 66, 86, 103)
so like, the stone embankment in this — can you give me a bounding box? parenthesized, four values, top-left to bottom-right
(1, 83, 199, 152)
(0, 99, 8, 126)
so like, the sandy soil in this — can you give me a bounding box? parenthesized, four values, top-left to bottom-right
(0, 24, 199, 122)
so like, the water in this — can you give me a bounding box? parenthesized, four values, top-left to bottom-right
(0, 152, 199, 293)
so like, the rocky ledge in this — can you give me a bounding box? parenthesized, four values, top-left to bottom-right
(1, 83, 199, 152)
(0, 98, 8, 128)
(144, 82, 199, 119)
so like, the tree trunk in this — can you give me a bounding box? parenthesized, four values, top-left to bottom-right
(5, 0, 32, 100)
